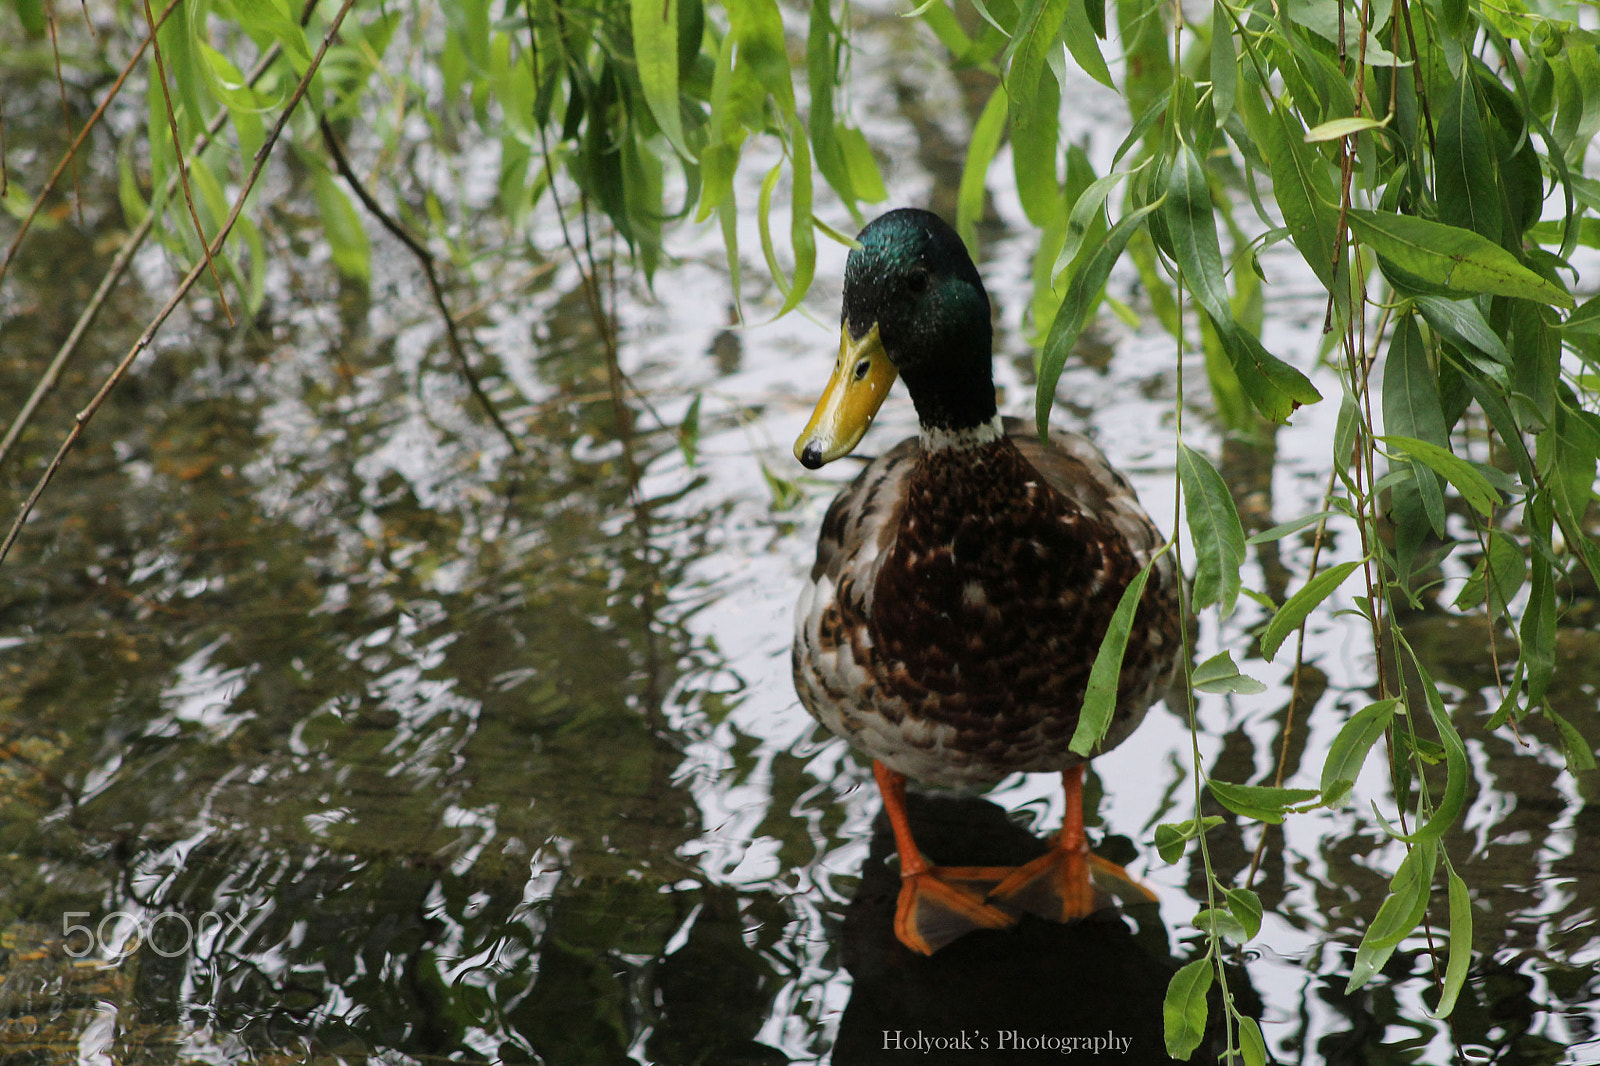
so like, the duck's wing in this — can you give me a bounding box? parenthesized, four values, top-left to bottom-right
(1001, 416, 1169, 568)
(808, 436, 920, 593)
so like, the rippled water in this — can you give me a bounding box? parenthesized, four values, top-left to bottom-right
(3, 8, 1599, 1065)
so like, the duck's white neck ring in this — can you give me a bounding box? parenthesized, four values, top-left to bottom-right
(919, 414, 1005, 453)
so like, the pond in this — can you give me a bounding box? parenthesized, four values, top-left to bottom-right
(2, 6, 1598, 1064)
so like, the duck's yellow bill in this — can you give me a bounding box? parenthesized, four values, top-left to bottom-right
(794, 324, 897, 469)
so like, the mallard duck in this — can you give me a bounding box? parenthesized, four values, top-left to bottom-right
(791, 208, 1181, 955)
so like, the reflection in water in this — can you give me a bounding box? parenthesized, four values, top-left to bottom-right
(835, 794, 1250, 1066)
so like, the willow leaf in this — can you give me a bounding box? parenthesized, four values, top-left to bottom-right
(1163, 959, 1213, 1059)
(1260, 559, 1362, 662)
(1037, 201, 1161, 434)
(1379, 435, 1502, 516)
(1238, 1016, 1268, 1066)
(1320, 698, 1400, 798)
(1069, 557, 1156, 755)
(1193, 651, 1266, 694)
(1436, 71, 1501, 244)
(1211, 0, 1236, 125)
(1008, 0, 1071, 225)
(1346, 209, 1573, 307)
(1426, 863, 1473, 1018)
(1224, 886, 1264, 940)
(958, 87, 1009, 251)
(631, 0, 690, 158)
(1178, 443, 1245, 617)
(1382, 316, 1448, 535)
(1207, 781, 1321, 823)
(1062, 0, 1114, 89)
(1304, 116, 1386, 141)
(1165, 142, 1231, 327)
(1347, 838, 1437, 991)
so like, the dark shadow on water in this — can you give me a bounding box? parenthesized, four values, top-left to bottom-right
(833, 793, 1254, 1066)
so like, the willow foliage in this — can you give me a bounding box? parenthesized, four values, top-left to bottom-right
(8, 0, 1600, 1056)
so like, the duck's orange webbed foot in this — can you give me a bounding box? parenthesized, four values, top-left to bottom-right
(872, 761, 1018, 955)
(987, 765, 1158, 922)
(892, 865, 1018, 955)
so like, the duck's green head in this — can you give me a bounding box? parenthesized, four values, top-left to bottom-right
(795, 209, 995, 469)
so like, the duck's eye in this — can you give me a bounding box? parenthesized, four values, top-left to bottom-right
(853, 358, 872, 381)
(906, 268, 930, 294)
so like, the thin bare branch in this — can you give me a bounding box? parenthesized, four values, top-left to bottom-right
(0, 0, 183, 287)
(45, 0, 84, 225)
(0, 0, 363, 569)
(318, 117, 522, 457)
(0, 42, 287, 468)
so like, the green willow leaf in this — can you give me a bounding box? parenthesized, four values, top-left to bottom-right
(806, 0, 850, 202)
(1259, 559, 1362, 662)
(1303, 116, 1387, 141)
(631, 0, 690, 158)
(1415, 295, 1513, 370)
(1346, 209, 1574, 307)
(1207, 781, 1321, 823)
(1347, 838, 1437, 992)
(1524, 543, 1557, 703)
(1009, 36, 1065, 226)
(1210, 0, 1236, 126)
(311, 170, 372, 283)
(1194, 907, 1250, 944)
(677, 392, 703, 467)
(1053, 167, 1128, 282)
(958, 87, 1009, 251)
(1036, 200, 1162, 434)
(1152, 822, 1190, 865)
(1226, 318, 1323, 423)
(1192, 651, 1266, 695)
(232, 0, 313, 69)
(1069, 557, 1156, 755)
(1178, 443, 1246, 617)
(1547, 708, 1597, 771)
(1436, 71, 1501, 245)
(717, 197, 742, 315)
(1388, 659, 1470, 845)
(1566, 293, 1600, 335)
(1239, 91, 1339, 289)
(836, 126, 886, 203)
(1224, 886, 1264, 940)
(1447, 361, 1535, 485)
(1163, 959, 1214, 1059)
(1426, 863, 1473, 1018)
(1062, 0, 1115, 89)
(1452, 530, 1524, 618)
(1165, 142, 1320, 422)
(1379, 435, 1503, 516)
(1320, 698, 1399, 799)
(1382, 316, 1449, 536)
(1165, 142, 1231, 326)
(726, 0, 813, 311)
(1153, 816, 1224, 864)
(1083, 0, 1106, 38)
(1245, 509, 1337, 545)
(786, 132, 817, 314)
(1237, 1015, 1268, 1066)
(757, 160, 785, 299)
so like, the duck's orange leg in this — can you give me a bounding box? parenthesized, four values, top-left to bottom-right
(873, 760, 1018, 954)
(988, 765, 1157, 921)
